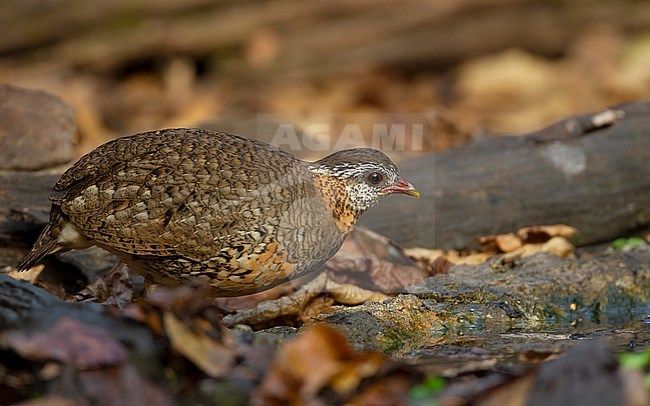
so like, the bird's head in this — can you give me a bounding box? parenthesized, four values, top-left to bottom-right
(309, 148, 419, 221)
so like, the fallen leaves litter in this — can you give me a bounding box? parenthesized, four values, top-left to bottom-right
(257, 324, 386, 404)
(517, 224, 578, 243)
(503, 236, 575, 261)
(1, 316, 127, 370)
(479, 224, 577, 260)
(74, 262, 135, 308)
(478, 232, 523, 253)
(163, 312, 237, 378)
(405, 224, 577, 274)
(122, 285, 244, 378)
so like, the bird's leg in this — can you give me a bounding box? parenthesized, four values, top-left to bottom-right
(222, 272, 329, 327)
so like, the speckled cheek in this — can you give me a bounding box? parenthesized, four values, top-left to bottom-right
(312, 174, 357, 233)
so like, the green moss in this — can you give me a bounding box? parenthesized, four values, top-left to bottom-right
(612, 237, 648, 251)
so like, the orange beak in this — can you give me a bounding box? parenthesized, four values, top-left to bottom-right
(381, 179, 420, 198)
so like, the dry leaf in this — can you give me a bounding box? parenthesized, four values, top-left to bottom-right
(7, 264, 44, 283)
(326, 252, 427, 294)
(405, 247, 489, 270)
(539, 236, 575, 257)
(300, 295, 336, 322)
(451, 252, 492, 265)
(258, 324, 385, 404)
(77, 263, 134, 307)
(496, 233, 524, 252)
(324, 280, 390, 305)
(504, 236, 575, 261)
(326, 227, 428, 293)
(2, 316, 127, 370)
(478, 233, 523, 254)
(404, 247, 445, 264)
(479, 225, 576, 260)
(517, 224, 577, 243)
(163, 312, 237, 378)
(430, 256, 454, 274)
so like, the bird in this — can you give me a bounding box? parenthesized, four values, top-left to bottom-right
(16, 128, 419, 296)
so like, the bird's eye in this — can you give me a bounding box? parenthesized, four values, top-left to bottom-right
(366, 171, 384, 185)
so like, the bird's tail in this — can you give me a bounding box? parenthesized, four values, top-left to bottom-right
(14, 221, 60, 272)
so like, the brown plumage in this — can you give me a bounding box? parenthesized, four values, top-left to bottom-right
(16, 128, 419, 296)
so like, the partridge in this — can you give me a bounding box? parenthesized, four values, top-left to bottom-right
(16, 128, 419, 296)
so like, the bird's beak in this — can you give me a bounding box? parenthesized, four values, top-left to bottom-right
(382, 179, 420, 198)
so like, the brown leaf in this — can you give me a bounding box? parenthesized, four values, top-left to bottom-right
(503, 236, 575, 261)
(121, 302, 166, 337)
(517, 224, 577, 243)
(76, 263, 134, 308)
(258, 324, 385, 404)
(478, 233, 523, 253)
(479, 225, 576, 259)
(163, 312, 237, 377)
(405, 247, 489, 269)
(326, 227, 428, 293)
(496, 233, 524, 252)
(430, 256, 454, 275)
(324, 280, 390, 305)
(327, 253, 427, 294)
(539, 236, 575, 257)
(300, 295, 336, 322)
(404, 247, 445, 264)
(6, 264, 44, 284)
(477, 234, 502, 254)
(2, 316, 127, 370)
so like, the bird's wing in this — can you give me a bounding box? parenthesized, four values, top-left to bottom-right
(52, 129, 306, 259)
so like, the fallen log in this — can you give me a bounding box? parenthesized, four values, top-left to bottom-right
(360, 100, 650, 249)
(1, 102, 649, 262)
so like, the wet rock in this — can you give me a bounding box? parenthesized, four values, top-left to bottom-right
(321, 249, 650, 354)
(408, 250, 650, 326)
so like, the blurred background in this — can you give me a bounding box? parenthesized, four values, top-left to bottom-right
(1, 0, 649, 159)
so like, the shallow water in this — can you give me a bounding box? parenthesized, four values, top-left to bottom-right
(403, 318, 650, 375)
